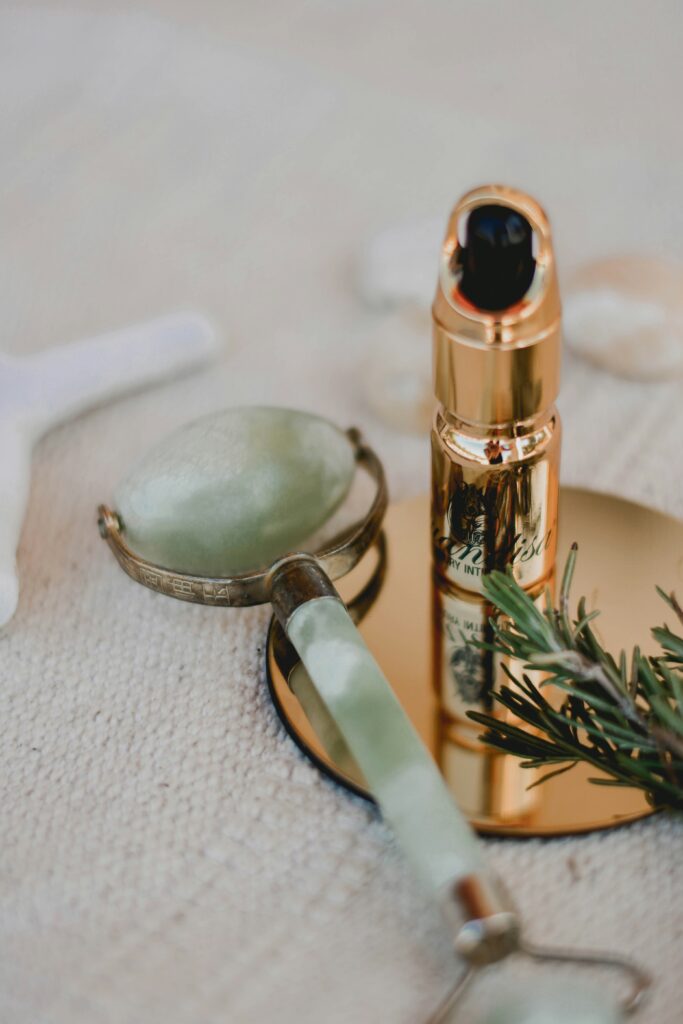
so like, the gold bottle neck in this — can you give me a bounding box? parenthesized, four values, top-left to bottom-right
(434, 403, 558, 440)
(432, 185, 561, 427)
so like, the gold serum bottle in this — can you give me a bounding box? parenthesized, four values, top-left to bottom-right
(431, 185, 561, 596)
(430, 186, 561, 823)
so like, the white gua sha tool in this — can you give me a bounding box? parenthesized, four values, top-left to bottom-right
(0, 312, 219, 627)
(98, 407, 651, 1024)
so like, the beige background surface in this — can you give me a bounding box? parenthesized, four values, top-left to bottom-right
(2, 3, 683, 1022)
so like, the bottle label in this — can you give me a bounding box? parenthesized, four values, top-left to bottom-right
(433, 583, 493, 720)
(432, 453, 557, 594)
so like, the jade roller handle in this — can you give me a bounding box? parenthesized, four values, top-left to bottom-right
(268, 556, 519, 965)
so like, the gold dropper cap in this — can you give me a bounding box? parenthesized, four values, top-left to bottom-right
(432, 185, 561, 426)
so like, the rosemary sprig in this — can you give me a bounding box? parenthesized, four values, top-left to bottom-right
(467, 545, 683, 810)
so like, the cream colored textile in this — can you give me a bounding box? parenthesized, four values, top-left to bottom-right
(2, 5, 683, 1022)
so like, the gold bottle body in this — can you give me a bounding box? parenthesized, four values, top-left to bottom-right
(428, 185, 562, 821)
(431, 406, 561, 595)
(430, 409, 560, 822)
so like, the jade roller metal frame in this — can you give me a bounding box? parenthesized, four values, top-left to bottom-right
(99, 428, 385, 609)
(99, 425, 650, 1021)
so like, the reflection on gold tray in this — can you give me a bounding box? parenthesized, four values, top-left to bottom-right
(267, 488, 683, 837)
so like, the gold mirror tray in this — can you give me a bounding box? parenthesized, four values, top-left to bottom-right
(267, 487, 683, 837)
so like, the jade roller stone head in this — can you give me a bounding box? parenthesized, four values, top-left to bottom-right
(114, 406, 356, 575)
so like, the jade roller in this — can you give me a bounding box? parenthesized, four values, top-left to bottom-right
(98, 406, 650, 1021)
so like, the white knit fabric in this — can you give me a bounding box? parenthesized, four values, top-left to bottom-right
(2, 5, 683, 1022)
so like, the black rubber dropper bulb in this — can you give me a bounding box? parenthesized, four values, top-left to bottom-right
(458, 204, 536, 312)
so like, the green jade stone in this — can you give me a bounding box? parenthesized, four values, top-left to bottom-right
(114, 407, 356, 576)
(484, 986, 622, 1024)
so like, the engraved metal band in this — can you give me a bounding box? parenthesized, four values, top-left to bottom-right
(98, 427, 388, 608)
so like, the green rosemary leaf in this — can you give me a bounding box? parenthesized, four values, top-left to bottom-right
(658, 660, 683, 714)
(650, 695, 683, 738)
(507, 677, 554, 713)
(520, 756, 579, 768)
(573, 609, 601, 639)
(541, 680, 622, 716)
(479, 736, 546, 760)
(525, 761, 578, 790)
(637, 653, 662, 697)
(587, 777, 633, 788)
(652, 625, 683, 661)
(560, 542, 578, 603)
(630, 646, 642, 697)
(558, 542, 578, 646)
(543, 584, 556, 629)
(656, 586, 683, 628)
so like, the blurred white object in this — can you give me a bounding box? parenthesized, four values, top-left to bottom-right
(0, 312, 220, 626)
(358, 217, 442, 310)
(564, 256, 683, 380)
(362, 306, 432, 434)
(358, 219, 441, 434)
